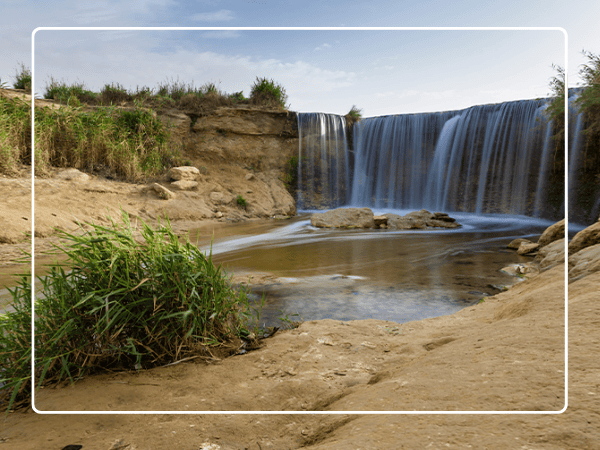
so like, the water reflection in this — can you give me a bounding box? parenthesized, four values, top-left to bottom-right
(206, 212, 552, 327)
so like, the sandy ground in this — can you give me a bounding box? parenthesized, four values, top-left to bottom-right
(0, 173, 598, 449)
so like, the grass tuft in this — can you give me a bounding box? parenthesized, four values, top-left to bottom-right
(0, 211, 261, 412)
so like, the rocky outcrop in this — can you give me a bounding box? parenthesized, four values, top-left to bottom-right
(569, 243, 600, 282)
(535, 238, 565, 272)
(568, 221, 600, 254)
(311, 208, 375, 229)
(511, 217, 600, 282)
(537, 218, 565, 247)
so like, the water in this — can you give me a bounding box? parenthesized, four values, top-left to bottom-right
(298, 98, 566, 221)
(206, 213, 553, 327)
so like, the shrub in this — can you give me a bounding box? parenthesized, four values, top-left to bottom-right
(250, 77, 288, 110)
(13, 63, 31, 92)
(0, 211, 260, 412)
(44, 78, 98, 105)
(345, 105, 363, 126)
(99, 83, 132, 105)
(236, 194, 247, 208)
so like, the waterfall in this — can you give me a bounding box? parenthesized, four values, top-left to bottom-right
(297, 97, 571, 220)
(297, 113, 351, 210)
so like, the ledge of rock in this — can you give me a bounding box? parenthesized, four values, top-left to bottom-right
(310, 208, 461, 230)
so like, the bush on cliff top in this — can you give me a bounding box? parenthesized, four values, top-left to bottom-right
(0, 211, 260, 412)
(249, 77, 288, 110)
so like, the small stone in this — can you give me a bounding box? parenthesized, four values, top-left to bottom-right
(153, 183, 176, 200)
(517, 242, 540, 255)
(245, 173, 255, 181)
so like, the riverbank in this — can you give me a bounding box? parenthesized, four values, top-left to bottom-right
(2, 257, 599, 448)
(1, 167, 599, 449)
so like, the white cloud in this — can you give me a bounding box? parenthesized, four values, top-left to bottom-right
(190, 9, 235, 22)
(314, 43, 331, 51)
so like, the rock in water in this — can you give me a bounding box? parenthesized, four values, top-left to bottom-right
(311, 208, 375, 228)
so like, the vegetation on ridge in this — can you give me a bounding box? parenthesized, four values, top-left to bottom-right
(0, 211, 261, 412)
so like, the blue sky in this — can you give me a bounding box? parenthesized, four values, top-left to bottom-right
(1, 1, 598, 117)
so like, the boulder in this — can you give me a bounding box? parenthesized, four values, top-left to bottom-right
(170, 180, 198, 190)
(535, 238, 565, 272)
(153, 183, 176, 200)
(385, 210, 460, 230)
(537, 219, 565, 247)
(568, 243, 600, 282)
(245, 173, 256, 181)
(311, 208, 375, 229)
(568, 221, 600, 255)
(168, 166, 200, 181)
(517, 242, 540, 255)
(508, 238, 533, 249)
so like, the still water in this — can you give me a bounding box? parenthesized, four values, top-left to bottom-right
(195, 210, 556, 327)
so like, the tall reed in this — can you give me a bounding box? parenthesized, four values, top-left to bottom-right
(0, 211, 260, 412)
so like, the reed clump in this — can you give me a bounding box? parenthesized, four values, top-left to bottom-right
(0, 211, 260, 412)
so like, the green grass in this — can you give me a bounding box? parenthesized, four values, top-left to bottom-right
(0, 211, 261, 412)
(0, 95, 31, 175)
(0, 94, 183, 180)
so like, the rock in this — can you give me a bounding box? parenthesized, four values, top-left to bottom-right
(55, 168, 90, 182)
(508, 238, 532, 249)
(427, 218, 461, 229)
(535, 238, 565, 272)
(384, 210, 460, 230)
(537, 219, 565, 247)
(168, 166, 200, 181)
(500, 262, 539, 278)
(153, 183, 176, 200)
(568, 221, 600, 255)
(310, 208, 375, 229)
(385, 214, 427, 230)
(569, 243, 600, 282)
(215, 211, 223, 218)
(373, 215, 388, 228)
(245, 173, 255, 181)
(170, 180, 198, 190)
(209, 191, 234, 205)
(433, 212, 456, 222)
(517, 242, 539, 255)
(406, 209, 434, 221)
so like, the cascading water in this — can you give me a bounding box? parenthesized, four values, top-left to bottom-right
(297, 98, 569, 220)
(296, 113, 351, 210)
(350, 99, 556, 217)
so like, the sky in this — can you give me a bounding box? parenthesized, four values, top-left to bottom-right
(1, 1, 599, 117)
